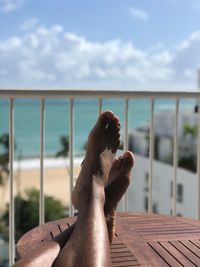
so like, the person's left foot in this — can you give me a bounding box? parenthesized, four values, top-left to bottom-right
(72, 111, 120, 210)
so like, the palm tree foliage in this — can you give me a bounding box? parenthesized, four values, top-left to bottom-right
(55, 135, 69, 158)
(183, 124, 197, 138)
(0, 133, 9, 185)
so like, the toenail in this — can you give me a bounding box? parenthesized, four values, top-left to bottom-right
(106, 112, 113, 119)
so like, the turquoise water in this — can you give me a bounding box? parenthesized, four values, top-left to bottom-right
(0, 98, 196, 159)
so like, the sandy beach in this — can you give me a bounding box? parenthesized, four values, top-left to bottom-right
(0, 164, 81, 212)
(0, 152, 124, 212)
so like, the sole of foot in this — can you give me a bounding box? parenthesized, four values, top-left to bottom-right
(72, 111, 121, 210)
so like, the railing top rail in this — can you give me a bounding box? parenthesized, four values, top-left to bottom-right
(0, 89, 200, 99)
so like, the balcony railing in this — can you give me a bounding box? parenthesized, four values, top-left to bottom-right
(1, 89, 200, 266)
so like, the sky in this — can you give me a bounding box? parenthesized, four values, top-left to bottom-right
(0, 0, 200, 90)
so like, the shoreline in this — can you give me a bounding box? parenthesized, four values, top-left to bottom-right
(13, 150, 124, 170)
(13, 156, 84, 170)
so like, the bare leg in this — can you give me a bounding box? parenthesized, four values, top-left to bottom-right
(14, 240, 62, 267)
(54, 158, 112, 267)
(54, 149, 134, 267)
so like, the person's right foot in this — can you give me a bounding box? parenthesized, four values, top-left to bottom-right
(104, 151, 134, 243)
(72, 111, 121, 210)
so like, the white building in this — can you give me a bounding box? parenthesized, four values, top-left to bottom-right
(129, 109, 198, 164)
(122, 109, 199, 219)
(126, 155, 198, 219)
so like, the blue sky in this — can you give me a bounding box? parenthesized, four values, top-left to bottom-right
(0, 0, 200, 89)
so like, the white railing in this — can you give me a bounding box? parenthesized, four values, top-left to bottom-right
(1, 89, 200, 266)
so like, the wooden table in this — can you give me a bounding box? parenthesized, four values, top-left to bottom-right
(17, 212, 200, 266)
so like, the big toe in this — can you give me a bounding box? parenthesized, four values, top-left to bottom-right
(97, 111, 114, 128)
(107, 117, 120, 134)
(122, 151, 134, 172)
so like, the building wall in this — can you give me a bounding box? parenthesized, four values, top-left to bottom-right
(124, 154, 198, 219)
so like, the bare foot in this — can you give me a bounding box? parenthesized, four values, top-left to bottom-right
(104, 151, 134, 243)
(72, 111, 121, 209)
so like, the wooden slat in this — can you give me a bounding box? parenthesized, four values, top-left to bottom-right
(133, 222, 189, 229)
(59, 223, 68, 232)
(112, 257, 138, 263)
(50, 225, 62, 238)
(110, 242, 141, 266)
(136, 228, 200, 235)
(148, 241, 182, 267)
(159, 241, 196, 267)
(112, 262, 140, 267)
(111, 252, 135, 258)
(180, 240, 200, 257)
(190, 240, 200, 249)
(170, 240, 200, 266)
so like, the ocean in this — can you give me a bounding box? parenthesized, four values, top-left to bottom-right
(0, 98, 196, 161)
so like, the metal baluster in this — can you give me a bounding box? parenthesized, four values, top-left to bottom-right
(39, 99, 45, 225)
(172, 99, 179, 216)
(197, 98, 200, 219)
(123, 98, 129, 211)
(69, 98, 74, 216)
(9, 98, 15, 266)
(148, 99, 154, 213)
(98, 98, 102, 115)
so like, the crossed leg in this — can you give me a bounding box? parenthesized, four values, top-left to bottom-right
(54, 149, 134, 267)
(54, 160, 112, 267)
(14, 111, 134, 267)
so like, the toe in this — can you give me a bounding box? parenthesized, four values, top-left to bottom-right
(98, 111, 114, 127)
(107, 116, 120, 133)
(113, 116, 120, 125)
(122, 151, 134, 171)
(107, 119, 117, 133)
(113, 140, 120, 153)
(112, 158, 118, 168)
(116, 156, 123, 170)
(111, 132, 120, 153)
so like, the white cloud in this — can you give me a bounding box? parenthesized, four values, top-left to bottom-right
(171, 31, 200, 86)
(21, 18, 38, 31)
(0, 24, 199, 89)
(0, 0, 24, 13)
(129, 6, 149, 21)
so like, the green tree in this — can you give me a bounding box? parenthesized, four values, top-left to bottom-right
(178, 156, 196, 172)
(0, 133, 9, 185)
(3, 188, 67, 241)
(0, 219, 9, 241)
(55, 136, 69, 158)
(183, 124, 197, 138)
(0, 134, 11, 243)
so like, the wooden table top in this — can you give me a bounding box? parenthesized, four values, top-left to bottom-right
(17, 212, 200, 267)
